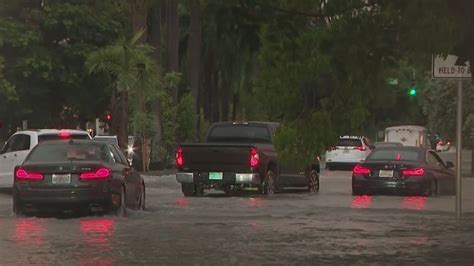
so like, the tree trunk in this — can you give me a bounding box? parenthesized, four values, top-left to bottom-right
(231, 92, 238, 121)
(130, 0, 149, 168)
(212, 70, 220, 122)
(188, 0, 202, 139)
(167, 0, 179, 102)
(148, 5, 164, 169)
(118, 91, 129, 150)
(221, 73, 229, 121)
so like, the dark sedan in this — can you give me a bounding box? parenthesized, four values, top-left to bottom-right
(352, 146, 455, 196)
(12, 139, 145, 216)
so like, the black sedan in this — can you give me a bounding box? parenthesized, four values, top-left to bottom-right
(352, 146, 455, 196)
(12, 139, 145, 216)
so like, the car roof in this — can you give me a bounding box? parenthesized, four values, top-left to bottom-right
(385, 125, 426, 131)
(94, 135, 118, 138)
(339, 135, 364, 139)
(372, 146, 428, 152)
(15, 129, 90, 135)
(37, 139, 106, 145)
(211, 121, 280, 127)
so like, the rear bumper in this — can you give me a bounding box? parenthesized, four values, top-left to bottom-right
(352, 176, 427, 193)
(13, 187, 113, 208)
(176, 172, 261, 185)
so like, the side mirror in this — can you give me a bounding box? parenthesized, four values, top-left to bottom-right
(446, 161, 454, 169)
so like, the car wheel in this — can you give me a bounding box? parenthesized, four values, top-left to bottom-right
(138, 182, 146, 211)
(12, 196, 23, 216)
(182, 183, 195, 197)
(116, 186, 127, 217)
(307, 170, 320, 193)
(422, 179, 437, 197)
(261, 170, 276, 196)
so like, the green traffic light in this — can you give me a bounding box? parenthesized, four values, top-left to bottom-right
(409, 88, 416, 96)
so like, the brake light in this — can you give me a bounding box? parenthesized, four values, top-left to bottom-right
(80, 167, 111, 179)
(176, 146, 184, 168)
(353, 165, 371, 175)
(58, 131, 71, 138)
(15, 168, 44, 180)
(354, 146, 367, 151)
(250, 147, 260, 168)
(402, 168, 425, 177)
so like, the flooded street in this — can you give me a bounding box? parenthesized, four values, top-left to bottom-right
(1, 170, 474, 265)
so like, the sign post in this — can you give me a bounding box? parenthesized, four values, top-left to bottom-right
(432, 54, 471, 219)
(456, 80, 462, 219)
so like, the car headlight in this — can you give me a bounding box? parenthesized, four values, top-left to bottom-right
(127, 146, 134, 154)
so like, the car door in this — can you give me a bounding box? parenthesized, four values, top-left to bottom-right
(0, 134, 31, 187)
(430, 151, 455, 194)
(426, 151, 449, 194)
(108, 144, 139, 208)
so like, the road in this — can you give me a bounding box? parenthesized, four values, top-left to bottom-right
(0, 169, 474, 265)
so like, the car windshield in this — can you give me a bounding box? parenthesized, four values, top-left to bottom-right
(207, 125, 272, 143)
(366, 149, 421, 162)
(337, 139, 362, 147)
(26, 142, 109, 162)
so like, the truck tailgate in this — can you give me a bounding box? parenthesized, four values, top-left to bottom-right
(180, 143, 253, 172)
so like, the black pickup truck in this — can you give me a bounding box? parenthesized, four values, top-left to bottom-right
(175, 121, 320, 196)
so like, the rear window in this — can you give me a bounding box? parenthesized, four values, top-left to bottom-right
(337, 139, 362, 147)
(207, 125, 271, 143)
(26, 142, 110, 163)
(366, 149, 421, 162)
(38, 134, 90, 143)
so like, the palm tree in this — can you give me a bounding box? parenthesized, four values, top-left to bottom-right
(87, 30, 161, 172)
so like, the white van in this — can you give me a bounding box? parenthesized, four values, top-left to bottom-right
(384, 125, 428, 148)
(0, 129, 92, 188)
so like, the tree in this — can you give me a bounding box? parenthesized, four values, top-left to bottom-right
(87, 31, 162, 171)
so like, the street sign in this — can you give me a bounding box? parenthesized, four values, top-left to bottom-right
(432, 54, 471, 79)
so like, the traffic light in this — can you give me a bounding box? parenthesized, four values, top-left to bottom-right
(408, 79, 416, 96)
(105, 112, 112, 122)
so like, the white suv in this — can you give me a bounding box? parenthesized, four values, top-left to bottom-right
(325, 136, 374, 170)
(0, 129, 92, 188)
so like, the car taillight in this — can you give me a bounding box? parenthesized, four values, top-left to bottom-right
(250, 147, 260, 168)
(353, 165, 371, 176)
(176, 146, 184, 168)
(15, 168, 44, 180)
(80, 167, 111, 179)
(354, 146, 367, 151)
(402, 167, 425, 177)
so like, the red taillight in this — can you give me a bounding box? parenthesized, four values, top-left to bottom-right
(354, 146, 367, 151)
(353, 165, 371, 175)
(250, 147, 260, 168)
(402, 168, 425, 177)
(80, 167, 111, 179)
(176, 146, 184, 168)
(15, 168, 44, 180)
(58, 131, 71, 138)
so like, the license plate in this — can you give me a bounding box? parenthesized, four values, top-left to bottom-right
(209, 172, 223, 180)
(52, 174, 71, 184)
(378, 170, 394, 178)
(343, 148, 350, 154)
